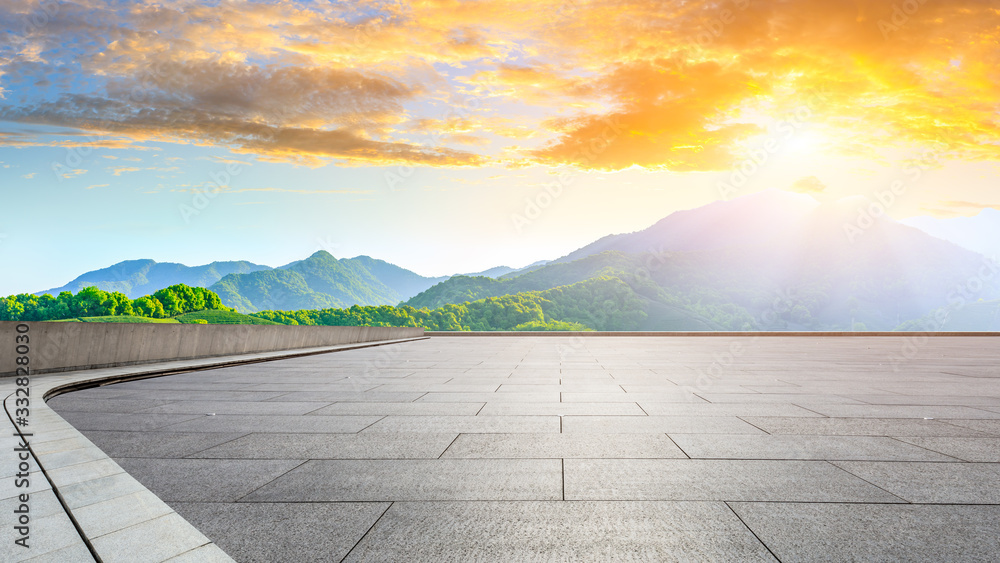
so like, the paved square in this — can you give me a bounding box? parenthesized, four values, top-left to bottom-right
(47, 336, 1000, 561)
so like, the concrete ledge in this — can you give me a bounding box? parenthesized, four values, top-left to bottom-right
(2, 337, 426, 562)
(1, 322, 424, 377)
(426, 331, 1000, 337)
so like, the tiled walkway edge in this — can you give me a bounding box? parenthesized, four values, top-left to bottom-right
(2, 337, 427, 563)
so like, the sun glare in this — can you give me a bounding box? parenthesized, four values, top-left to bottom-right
(784, 130, 829, 156)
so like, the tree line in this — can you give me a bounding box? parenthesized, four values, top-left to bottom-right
(251, 277, 645, 331)
(0, 284, 227, 321)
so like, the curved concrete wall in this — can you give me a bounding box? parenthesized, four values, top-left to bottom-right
(0, 321, 423, 377)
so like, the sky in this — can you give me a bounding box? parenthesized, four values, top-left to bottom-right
(1, 0, 999, 295)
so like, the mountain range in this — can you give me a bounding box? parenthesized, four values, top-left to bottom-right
(407, 190, 1000, 330)
(31, 189, 1000, 330)
(901, 209, 1000, 260)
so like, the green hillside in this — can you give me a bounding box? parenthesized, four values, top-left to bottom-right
(210, 268, 343, 313)
(67, 316, 181, 323)
(210, 251, 446, 313)
(176, 310, 280, 325)
(252, 276, 724, 331)
(406, 251, 640, 309)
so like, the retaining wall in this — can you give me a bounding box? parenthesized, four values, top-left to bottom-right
(1, 321, 423, 377)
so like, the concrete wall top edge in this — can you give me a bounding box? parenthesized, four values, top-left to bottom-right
(0, 321, 423, 377)
(424, 331, 1000, 337)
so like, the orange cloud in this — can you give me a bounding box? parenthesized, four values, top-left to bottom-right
(1, 0, 999, 172)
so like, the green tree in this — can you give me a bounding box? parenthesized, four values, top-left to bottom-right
(133, 296, 166, 318)
(153, 288, 184, 317)
(71, 286, 109, 317)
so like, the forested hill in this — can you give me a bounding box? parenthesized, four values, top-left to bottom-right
(253, 276, 712, 331)
(406, 203, 1000, 331)
(209, 251, 447, 313)
(38, 259, 270, 298)
(35, 251, 448, 314)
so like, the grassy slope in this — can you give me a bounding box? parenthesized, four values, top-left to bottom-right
(74, 316, 180, 323)
(175, 310, 280, 325)
(57, 310, 279, 325)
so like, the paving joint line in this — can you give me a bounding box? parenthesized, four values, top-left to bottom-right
(724, 501, 783, 562)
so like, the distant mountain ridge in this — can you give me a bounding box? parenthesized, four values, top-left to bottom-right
(552, 189, 819, 263)
(36, 252, 448, 313)
(901, 208, 1000, 259)
(38, 259, 270, 299)
(31, 190, 1000, 329)
(407, 190, 1000, 330)
(210, 251, 449, 313)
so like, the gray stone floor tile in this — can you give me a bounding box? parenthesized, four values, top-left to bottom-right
(89, 513, 212, 563)
(80, 431, 248, 459)
(415, 392, 561, 402)
(696, 393, 865, 404)
(363, 415, 559, 433)
(741, 416, 994, 436)
(372, 383, 501, 393)
(191, 432, 457, 459)
(21, 541, 95, 562)
(343, 501, 776, 562)
(161, 543, 234, 562)
(895, 437, 1000, 462)
(116, 459, 304, 502)
(171, 502, 389, 563)
(28, 436, 100, 457)
(671, 434, 959, 461)
(73, 489, 174, 539)
(137, 401, 331, 415)
(477, 402, 645, 416)
(561, 392, 704, 403)
(564, 459, 905, 502)
(242, 459, 562, 501)
(937, 419, 1000, 436)
(122, 390, 290, 402)
(33, 445, 111, 471)
(4, 509, 84, 561)
(832, 461, 1000, 503)
(59, 473, 149, 511)
(562, 416, 766, 434)
(44, 459, 124, 489)
(55, 412, 206, 432)
(846, 394, 1000, 407)
(441, 433, 687, 459)
(0, 487, 64, 521)
(638, 402, 823, 417)
(730, 502, 1000, 562)
(796, 404, 1000, 419)
(266, 391, 426, 402)
(158, 414, 383, 433)
(306, 402, 484, 416)
(44, 397, 177, 413)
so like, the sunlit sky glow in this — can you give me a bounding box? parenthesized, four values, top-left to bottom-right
(2, 0, 1000, 294)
